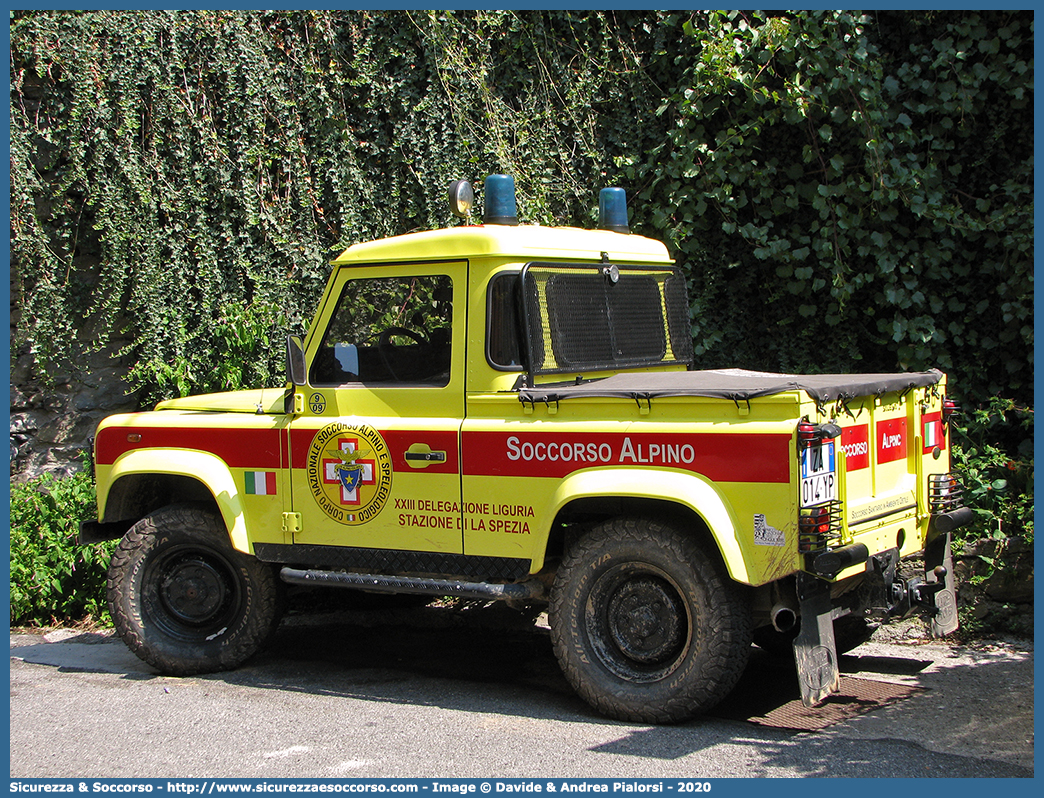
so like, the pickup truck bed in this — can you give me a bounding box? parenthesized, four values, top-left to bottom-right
(520, 368, 944, 404)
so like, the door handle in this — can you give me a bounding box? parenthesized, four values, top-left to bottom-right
(404, 443, 447, 468)
(405, 451, 446, 462)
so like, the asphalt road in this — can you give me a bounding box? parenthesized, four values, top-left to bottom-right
(9, 596, 1035, 780)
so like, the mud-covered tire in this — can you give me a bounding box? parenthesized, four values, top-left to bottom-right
(107, 504, 283, 676)
(549, 517, 752, 723)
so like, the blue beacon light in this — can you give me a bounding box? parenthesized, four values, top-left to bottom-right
(483, 174, 519, 226)
(598, 187, 630, 234)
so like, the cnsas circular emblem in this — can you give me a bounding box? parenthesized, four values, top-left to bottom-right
(306, 422, 393, 525)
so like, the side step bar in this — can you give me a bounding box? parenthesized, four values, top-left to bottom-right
(279, 567, 547, 602)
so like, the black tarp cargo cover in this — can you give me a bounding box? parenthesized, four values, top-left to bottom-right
(519, 368, 944, 405)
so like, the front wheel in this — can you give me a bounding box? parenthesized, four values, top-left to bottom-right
(107, 504, 283, 675)
(549, 517, 752, 723)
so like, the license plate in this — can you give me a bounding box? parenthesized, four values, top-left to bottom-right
(800, 440, 837, 507)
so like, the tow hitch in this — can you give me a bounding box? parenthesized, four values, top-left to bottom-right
(866, 532, 958, 634)
(793, 531, 959, 707)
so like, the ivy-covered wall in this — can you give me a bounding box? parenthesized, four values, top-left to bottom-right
(641, 12, 1033, 402)
(9, 10, 1033, 496)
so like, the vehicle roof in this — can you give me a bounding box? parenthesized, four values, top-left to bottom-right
(331, 224, 673, 266)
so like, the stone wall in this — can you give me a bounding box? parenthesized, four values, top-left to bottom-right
(10, 295, 140, 482)
(9, 67, 144, 482)
(955, 537, 1035, 637)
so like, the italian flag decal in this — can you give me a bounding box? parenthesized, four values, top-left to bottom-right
(245, 471, 277, 495)
(924, 419, 939, 447)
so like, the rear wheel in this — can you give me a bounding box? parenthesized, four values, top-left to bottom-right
(108, 504, 283, 675)
(549, 517, 752, 723)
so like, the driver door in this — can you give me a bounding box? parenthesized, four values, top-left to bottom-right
(288, 262, 466, 554)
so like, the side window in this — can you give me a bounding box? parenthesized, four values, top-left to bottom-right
(487, 272, 523, 370)
(311, 274, 453, 386)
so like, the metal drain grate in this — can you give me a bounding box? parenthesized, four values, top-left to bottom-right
(728, 676, 924, 732)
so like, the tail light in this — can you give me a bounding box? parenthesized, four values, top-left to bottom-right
(942, 397, 959, 421)
(801, 506, 831, 536)
(798, 500, 843, 553)
(928, 473, 965, 514)
(797, 422, 818, 445)
(798, 421, 842, 444)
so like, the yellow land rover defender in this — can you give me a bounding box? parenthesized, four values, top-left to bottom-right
(81, 176, 971, 722)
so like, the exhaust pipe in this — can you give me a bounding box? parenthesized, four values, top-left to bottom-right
(771, 603, 798, 633)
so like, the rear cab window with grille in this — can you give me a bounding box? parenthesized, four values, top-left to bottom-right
(515, 262, 692, 380)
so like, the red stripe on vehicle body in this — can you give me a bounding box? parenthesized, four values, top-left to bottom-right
(461, 431, 792, 483)
(96, 426, 283, 469)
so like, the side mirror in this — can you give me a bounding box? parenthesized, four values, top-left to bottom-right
(286, 335, 307, 387)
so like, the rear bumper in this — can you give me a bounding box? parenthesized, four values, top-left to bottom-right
(929, 506, 975, 537)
